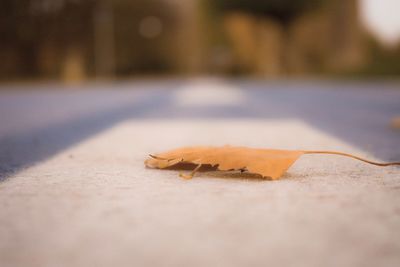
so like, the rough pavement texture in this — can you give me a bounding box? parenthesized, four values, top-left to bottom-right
(0, 80, 399, 267)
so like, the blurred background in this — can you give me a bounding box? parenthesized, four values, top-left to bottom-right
(1, 0, 400, 83)
(1, 2, 400, 267)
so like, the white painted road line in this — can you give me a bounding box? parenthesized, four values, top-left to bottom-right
(1, 119, 399, 267)
(174, 80, 245, 107)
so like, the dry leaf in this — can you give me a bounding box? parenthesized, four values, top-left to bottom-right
(391, 116, 400, 129)
(144, 146, 400, 180)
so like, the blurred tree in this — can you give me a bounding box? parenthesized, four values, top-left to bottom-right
(0, 0, 39, 78)
(357, 37, 400, 76)
(214, 0, 323, 26)
(0, 0, 95, 80)
(93, 0, 116, 78)
(112, 0, 177, 75)
(211, 0, 324, 74)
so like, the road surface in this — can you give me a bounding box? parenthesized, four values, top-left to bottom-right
(0, 79, 399, 267)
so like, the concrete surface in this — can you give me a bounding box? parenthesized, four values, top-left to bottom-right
(0, 79, 399, 267)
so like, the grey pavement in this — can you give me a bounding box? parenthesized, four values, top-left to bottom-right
(0, 79, 400, 267)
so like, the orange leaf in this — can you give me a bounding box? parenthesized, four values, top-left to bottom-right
(144, 146, 400, 180)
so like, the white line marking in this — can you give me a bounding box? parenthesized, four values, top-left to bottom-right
(174, 80, 244, 107)
(2, 119, 398, 267)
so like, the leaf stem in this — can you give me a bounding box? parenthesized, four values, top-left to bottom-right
(303, 151, 400, 167)
(179, 164, 202, 179)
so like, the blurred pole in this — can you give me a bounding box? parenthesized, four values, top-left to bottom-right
(93, 0, 115, 78)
